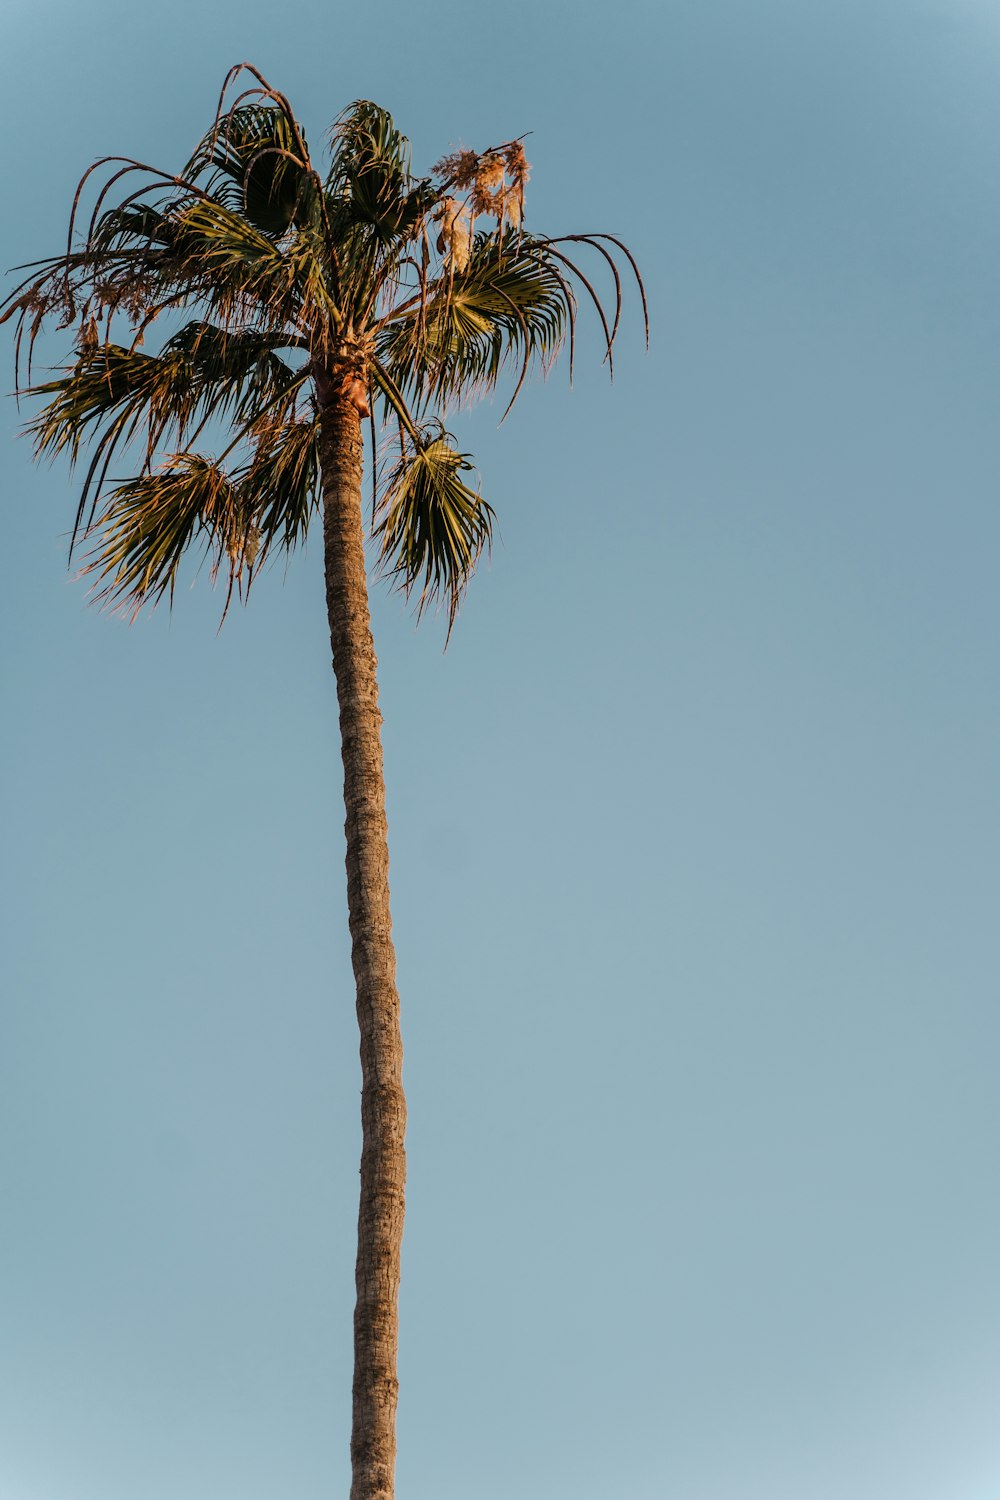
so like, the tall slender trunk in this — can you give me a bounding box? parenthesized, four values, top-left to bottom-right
(319, 386, 406, 1500)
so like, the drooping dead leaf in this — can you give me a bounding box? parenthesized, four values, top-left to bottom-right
(78, 315, 100, 354)
(431, 149, 479, 189)
(472, 153, 506, 218)
(503, 141, 529, 228)
(436, 197, 472, 271)
(503, 140, 530, 187)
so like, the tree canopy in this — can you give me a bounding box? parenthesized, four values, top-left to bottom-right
(2, 63, 646, 633)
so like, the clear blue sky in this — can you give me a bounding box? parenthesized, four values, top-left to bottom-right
(2, 2, 1000, 1498)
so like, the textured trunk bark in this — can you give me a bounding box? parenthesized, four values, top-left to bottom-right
(318, 386, 406, 1500)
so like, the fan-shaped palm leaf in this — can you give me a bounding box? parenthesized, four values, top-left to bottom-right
(84, 453, 248, 612)
(85, 409, 321, 613)
(375, 421, 493, 634)
(376, 231, 571, 413)
(186, 103, 317, 237)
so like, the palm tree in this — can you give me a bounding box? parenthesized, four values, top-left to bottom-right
(2, 64, 645, 1500)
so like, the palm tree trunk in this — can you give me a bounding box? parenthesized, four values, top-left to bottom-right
(318, 385, 406, 1500)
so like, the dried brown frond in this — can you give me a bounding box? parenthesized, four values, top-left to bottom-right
(475, 155, 504, 194)
(434, 198, 472, 272)
(471, 186, 500, 219)
(503, 140, 530, 187)
(431, 149, 479, 189)
(503, 142, 529, 228)
(227, 517, 260, 573)
(77, 315, 100, 354)
(470, 154, 505, 219)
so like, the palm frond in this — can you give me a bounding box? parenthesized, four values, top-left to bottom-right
(545, 233, 650, 352)
(2, 124, 342, 390)
(375, 231, 570, 414)
(161, 195, 331, 335)
(28, 326, 307, 550)
(31, 325, 300, 460)
(325, 101, 433, 317)
(83, 453, 248, 613)
(82, 409, 321, 617)
(186, 103, 317, 237)
(375, 420, 493, 636)
(241, 412, 320, 554)
(327, 101, 412, 217)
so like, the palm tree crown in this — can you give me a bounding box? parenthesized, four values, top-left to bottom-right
(4, 63, 646, 632)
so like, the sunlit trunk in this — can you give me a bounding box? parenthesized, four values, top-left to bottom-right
(318, 383, 406, 1500)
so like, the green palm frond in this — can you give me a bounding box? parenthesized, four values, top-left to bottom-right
(84, 411, 321, 616)
(32, 325, 300, 462)
(186, 104, 317, 237)
(375, 421, 494, 635)
(86, 200, 180, 258)
(325, 101, 433, 318)
(29, 324, 307, 554)
(159, 196, 338, 339)
(327, 101, 412, 228)
(376, 231, 570, 413)
(241, 413, 320, 553)
(83, 453, 249, 613)
(4, 190, 336, 390)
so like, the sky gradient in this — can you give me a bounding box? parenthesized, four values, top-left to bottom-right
(2, 3, 1000, 1498)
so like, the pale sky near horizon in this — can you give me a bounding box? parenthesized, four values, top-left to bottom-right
(2, 3, 1000, 1499)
